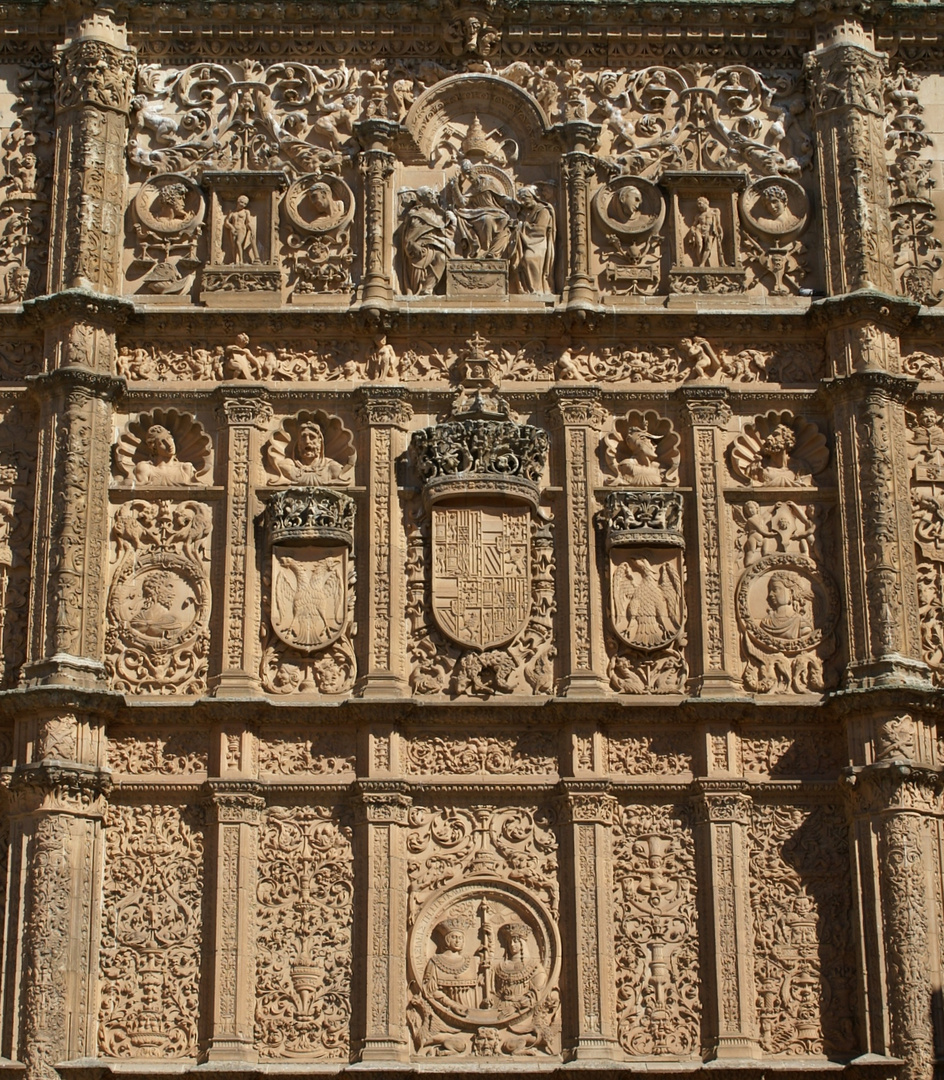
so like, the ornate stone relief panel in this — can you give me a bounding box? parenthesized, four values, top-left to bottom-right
(263, 410, 355, 486)
(112, 409, 213, 486)
(599, 490, 689, 695)
(726, 411, 840, 694)
(748, 799, 857, 1058)
(885, 65, 942, 307)
(259, 486, 357, 694)
(255, 803, 353, 1059)
(257, 730, 356, 777)
(0, 60, 53, 304)
(613, 800, 700, 1057)
(107, 728, 209, 776)
(406, 396, 555, 698)
(0, 397, 34, 687)
(99, 802, 204, 1059)
(403, 731, 558, 776)
(908, 405, 944, 683)
(105, 499, 212, 694)
(406, 801, 560, 1058)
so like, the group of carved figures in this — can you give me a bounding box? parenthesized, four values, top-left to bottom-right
(399, 160, 556, 295)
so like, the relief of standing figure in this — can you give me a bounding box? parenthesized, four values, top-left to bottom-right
(513, 187, 555, 294)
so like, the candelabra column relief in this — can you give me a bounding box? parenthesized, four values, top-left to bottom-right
(204, 783, 265, 1062)
(2, 718, 110, 1079)
(683, 390, 741, 695)
(550, 388, 608, 697)
(560, 145, 599, 311)
(357, 388, 412, 699)
(843, 718, 944, 1080)
(806, 22, 894, 295)
(691, 783, 761, 1060)
(558, 785, 620, 1059)
(355, 120, 397, 312)
(354, 786, 412, 1062)
(828, 369, 927, 686)
(50, 12, 135, 296)
(213, 393, 273, 697)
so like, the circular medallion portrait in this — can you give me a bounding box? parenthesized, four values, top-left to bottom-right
(134, 174, 205, 236)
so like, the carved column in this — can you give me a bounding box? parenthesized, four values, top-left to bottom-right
(828, 369, 928, 686)
(355, 120, 398, 313)
(354, 784, 412, 1061)
(204, 782, 265, 1062)
(357, 387, 412, 698)
(559, 121, 600, 311)
(682, 389, 741, 695)
(691, 782, 761, 1060)
(51, 11, 135, 296)
(843, 730, 944, 1080)
(550, 388, 608, 697)
(213, 392, 273, 696)
(558, 783, 620, 1059)
(806, 21, 894, 295)
(2, 730, 110, 1078)
(24, 360, 122, 687)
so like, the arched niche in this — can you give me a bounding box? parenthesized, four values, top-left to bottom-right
(402, 74, 556, 167)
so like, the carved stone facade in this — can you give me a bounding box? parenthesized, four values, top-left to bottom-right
(0, 5, 943, 1080)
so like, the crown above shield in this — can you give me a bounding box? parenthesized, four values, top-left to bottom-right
(411, 417, 549, 509)
(264, 486, 356, 547)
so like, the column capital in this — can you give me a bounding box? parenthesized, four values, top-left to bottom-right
(56, 12, 136, 116)
(353, 782, 413, 824)
(548, 386, 605, 428)
(357, 385, 413, 427)
(204, 780, 266, 824)
(216, 389, 273, 429)
(842, 761, 944, 816)
(679, 385, 732, 427)
(557, 781, 617, 825)
(7, 761, 111, 817)
(691, 780, 752, 825)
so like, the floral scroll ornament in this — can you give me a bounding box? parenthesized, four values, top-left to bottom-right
(729, 412, 829, 487)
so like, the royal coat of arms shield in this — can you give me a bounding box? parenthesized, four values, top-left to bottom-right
(431, 505, 531, 651)
(271, 543, 347, 653)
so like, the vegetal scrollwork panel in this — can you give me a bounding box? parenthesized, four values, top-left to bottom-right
(749, 801, 857, 1057)
(613, 801, 700, 1057)
(405, 733, 557, 775)
(407, 804, 559, 921)
(107, 729, 209, 775)
(255, 805, 353, 1059)
(99, 803, 204, 1058)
